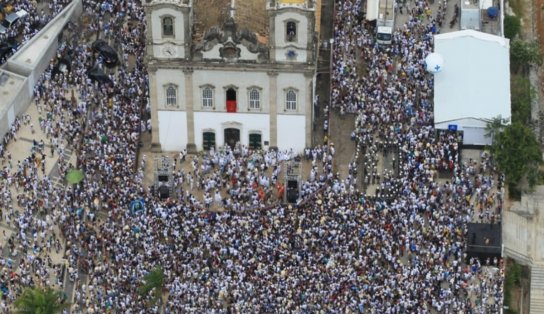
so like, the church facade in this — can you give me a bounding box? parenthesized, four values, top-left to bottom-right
(144, 0, 318, 152)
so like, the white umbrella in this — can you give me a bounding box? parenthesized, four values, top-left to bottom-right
(424, 53, 444, 74)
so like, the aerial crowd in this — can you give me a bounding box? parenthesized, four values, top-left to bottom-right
(0, 0, 505, 313)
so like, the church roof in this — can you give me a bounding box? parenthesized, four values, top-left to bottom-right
(278, 0, 306, 4)
(193, 0, 268, 43)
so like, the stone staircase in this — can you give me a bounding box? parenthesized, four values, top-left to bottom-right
(531, 265, 544, 313)
(50, 147, 75, 190)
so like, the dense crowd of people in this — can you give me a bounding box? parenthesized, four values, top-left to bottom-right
(330, 0, 504, 311)
(0, 0, 506, 312)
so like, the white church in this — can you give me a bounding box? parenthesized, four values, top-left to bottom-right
(144, 0, 318, 152)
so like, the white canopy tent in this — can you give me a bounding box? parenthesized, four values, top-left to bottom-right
(433, 30, 511, 145)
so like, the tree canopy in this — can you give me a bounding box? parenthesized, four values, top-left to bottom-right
(138, 266, 164, 306)
(510, 40, 543, 73)
(13, 287, 68, 314)
(504, 15, 521, 40)
(491, 122, 542, 188)
(510, 74, 533, 124)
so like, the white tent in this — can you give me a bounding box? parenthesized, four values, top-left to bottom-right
(433, 30, 511, 145)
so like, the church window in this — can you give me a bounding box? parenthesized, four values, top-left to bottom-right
(285, 89, 297, 111)
(286, 21, 297, 42)
(249, 88, 261, 110)
(166, 85, 177, 107)
(202, 87, 214, 108)
(162, 17, 174, 37)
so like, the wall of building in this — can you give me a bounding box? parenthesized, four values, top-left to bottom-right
(0, 94, 24, 140)
(155, 68, 186, 110)
(11, 77, 31, 118)
(273, 11, 310, 63)
(277, 114, 306, 151)
(0, 0, 81, 142)
(201, 43, 260, 61)
(504, 186, 544, 265)
(151, 66, 311, 151)
(193, 112, 270, 150)
(191, 69, 273, 112)
(158, 110, 188, 151)
(435, 118, 491, 146)
(503, 211, 532, 264)
(151, 7, 186, 59)
(275, 72, 309, 115)
(461, 8, 480, 30)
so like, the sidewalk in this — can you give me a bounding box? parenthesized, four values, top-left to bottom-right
(0, 96, 73, 298)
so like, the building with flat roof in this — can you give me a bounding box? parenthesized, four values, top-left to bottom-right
(0, 0, 82, 141)
(503, 186, 544, 312)
(145, 0, 319, 152)
(0, 69, 28, 135)
(433, 29, 510, 146)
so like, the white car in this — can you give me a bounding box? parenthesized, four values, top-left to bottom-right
(0, 9, 28, 33)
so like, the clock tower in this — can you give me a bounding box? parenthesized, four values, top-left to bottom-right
(144, 0, 193, 60)
(267, 0, 316, 63)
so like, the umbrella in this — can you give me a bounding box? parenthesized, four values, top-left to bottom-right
(66, 169, 84, 184)
(424, 53, 444, 74)
(487, 7, 499, 18)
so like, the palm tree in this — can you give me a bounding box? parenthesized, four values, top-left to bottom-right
(13, 287, 69, 314)
(138, 266, 165, 306)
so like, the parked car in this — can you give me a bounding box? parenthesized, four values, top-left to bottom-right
(0, 9, 28, 34)
(92, 39, 119, 67)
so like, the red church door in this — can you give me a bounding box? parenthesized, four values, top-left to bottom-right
(226, 88, 237, 113)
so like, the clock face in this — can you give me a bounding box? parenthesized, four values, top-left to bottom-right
(162, 45, 176, 57)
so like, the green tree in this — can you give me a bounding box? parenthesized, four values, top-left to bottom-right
(485, 116, 508, 141)
(504, 15, 521, 40)
(510, 40, 543, 73)
(13, 287, 69, 314)
(510, 74, 533, 124)
(491, 122, 542, 188)
(138, 266, 165, 306)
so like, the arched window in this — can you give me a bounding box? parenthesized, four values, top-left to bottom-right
(286, 89, 297, 111)
(202, 87, 214, 108)
(249, 89, 260, 109)
(166, 85, 177, 107)
(286, 21, 297, 42)
(162, 17, 174, 37)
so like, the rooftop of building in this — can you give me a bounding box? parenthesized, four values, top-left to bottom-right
(193, 0, 269, 43)
(9, 0, 79, 70)
(0, 69, 25, 113)
(433, 30, 510, 125)
(272, 0, 314, 8)
(461, 0, 480, 10)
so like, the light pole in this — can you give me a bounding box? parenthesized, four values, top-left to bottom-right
(329, 37, 334, 113)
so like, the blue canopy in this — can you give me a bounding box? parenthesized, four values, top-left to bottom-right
(487, 7, 499, 18)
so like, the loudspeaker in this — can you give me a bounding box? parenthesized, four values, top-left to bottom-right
(286, 180, 299, 203)
(159, 185, 170, 199)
